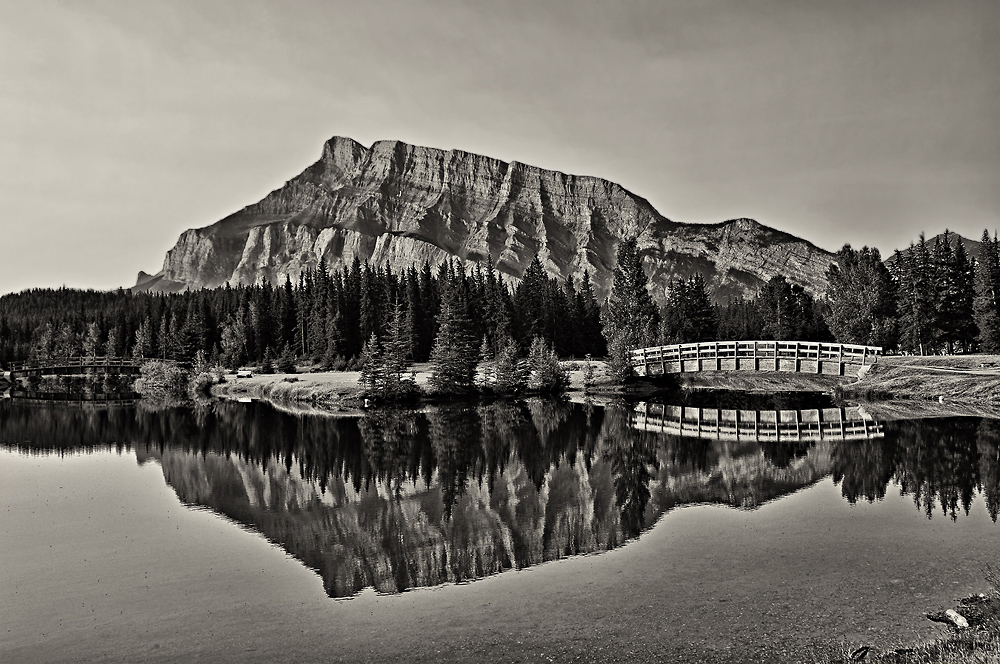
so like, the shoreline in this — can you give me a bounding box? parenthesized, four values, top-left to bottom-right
(208, 354, 998, 419)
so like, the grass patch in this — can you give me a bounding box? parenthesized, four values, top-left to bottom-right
(826, 568, 1000, 664)
(679, 370, 851, 393)
(211, 372, 365, 406)
(842, 355, 1000, 406)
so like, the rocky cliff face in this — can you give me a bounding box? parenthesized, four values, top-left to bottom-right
(138, 136, 835, 302)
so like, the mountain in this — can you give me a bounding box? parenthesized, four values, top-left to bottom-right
(884, 231, 983, 266)
(136, 136, 836, 303)
(142, 408, 836, 598)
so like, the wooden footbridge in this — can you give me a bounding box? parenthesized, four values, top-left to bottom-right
(2, 390, 139, 406)
(3, 356, 153, 381)
(630, 341, 882, 377)
(632, 402, 884, 442)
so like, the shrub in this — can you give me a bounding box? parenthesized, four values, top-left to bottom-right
(583, 354, 597, 388)
(189, 371, 219, 396)
(133, 360, 189, 398)
(528, 336, 569, 393)
(606, 334, 635, 384)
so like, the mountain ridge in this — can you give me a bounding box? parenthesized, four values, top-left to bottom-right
(136, 136, 836, 303)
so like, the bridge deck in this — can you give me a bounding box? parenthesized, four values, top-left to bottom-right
(633, 403, 883, 442)
(5, 356, 155, 379)
(631, 341, 882, 377)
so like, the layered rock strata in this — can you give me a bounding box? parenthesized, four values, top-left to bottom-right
(137, 136, 835, 302)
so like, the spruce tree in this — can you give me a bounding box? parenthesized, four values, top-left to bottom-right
(973, 229, 1000, 352)
(276, 342, 297, 374)
(933, 233, 959, 353)
(528, 336, 569, 393)
(428, 288, 479, 394)
(358, 333, 386, 395)
(382, 300, 415, 396)
(602, 237, 660, 382)
(826, 244, 897, 348)
(949, 237, 977, 352)
(260, 346, 276, 374)
(491, 335, 529, 395)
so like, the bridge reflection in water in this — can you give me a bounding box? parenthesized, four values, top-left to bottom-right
(2, 400, 994, 600)
(3, 390, 139, 406)
(633, 402, 884, 441)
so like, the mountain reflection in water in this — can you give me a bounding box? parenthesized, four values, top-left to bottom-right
(1, 399, 996, 598)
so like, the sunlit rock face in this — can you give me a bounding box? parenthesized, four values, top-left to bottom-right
(137, 136, 835, 303)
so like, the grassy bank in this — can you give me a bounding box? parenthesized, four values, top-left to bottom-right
(209, 354, 998, 413)
(827, 570, 1000, 664)
(656, 354, 998, 414)
(839, 354, 999, 407)
(677, 370, 852, 393)
(210, 360, 614, 407)
(211, 369, 373, 411)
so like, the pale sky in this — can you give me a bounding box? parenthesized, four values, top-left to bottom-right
(1, 0, 998, 294)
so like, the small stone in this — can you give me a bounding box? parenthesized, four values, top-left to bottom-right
(944, 609, 969, 629)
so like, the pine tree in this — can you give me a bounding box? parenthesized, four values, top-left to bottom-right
(662, 275, 718, 343)
(491, 335, 529, 395)
(133, 317, 152, 359)
(428, 288, 479, 394)
(83, 322, 101, 359)
(948, 236, 977, 352)
(974, 229, 1000, 352)
(602, 238, 660, 382)
(528, 336, 569, 393)
(382, 300, 415, 397)
(578, 271, 605, 356)
(933, 232, 959, 353)
(276, 342, 297, 374)
(901, 236, 939, 354)
(260, 346, 276, 374)
(358, 333, 386, 395)
(826, 244, 897, 348)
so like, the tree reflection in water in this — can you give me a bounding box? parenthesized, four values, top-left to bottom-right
(832, 418, 999, 522)
(1, 400, 995, 597)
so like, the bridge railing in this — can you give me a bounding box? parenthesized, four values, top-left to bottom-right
(7, 356, 157, 371)
(630, 341, 882, 368)
(633, 402, 884, 441)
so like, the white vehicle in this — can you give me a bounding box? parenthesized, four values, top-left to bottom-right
(236, 369, 254, 378)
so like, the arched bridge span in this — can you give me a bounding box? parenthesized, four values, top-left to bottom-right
(631, 341, 882, 378)
(3, 356, 168, 381)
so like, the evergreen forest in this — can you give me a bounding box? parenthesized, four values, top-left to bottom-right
(1, 229, 998, 374)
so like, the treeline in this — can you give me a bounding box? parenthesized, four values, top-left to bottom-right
(600, 229, 999, 371)
(3, 229, 997, 373)
(600, 238, 834, 379)
(0, 256, 604, 370)
(826, 229, 1000, 354)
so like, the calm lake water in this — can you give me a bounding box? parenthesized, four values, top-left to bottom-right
(1, 396, 997, 663)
